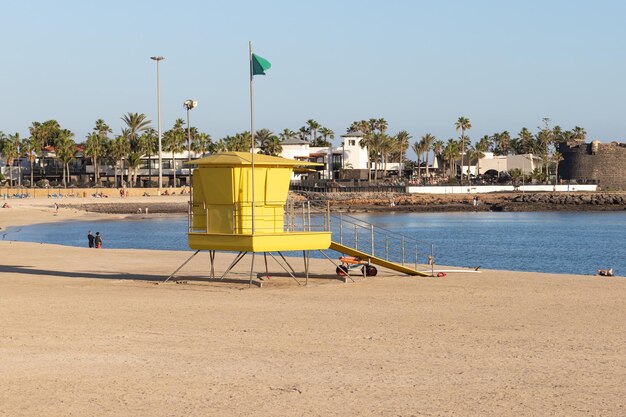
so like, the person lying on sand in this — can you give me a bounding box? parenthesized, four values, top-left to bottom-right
(596, 268, 614, 277)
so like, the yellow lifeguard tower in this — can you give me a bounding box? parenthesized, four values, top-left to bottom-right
(165, 151, 339, 286)
(187, 151, 331, 252)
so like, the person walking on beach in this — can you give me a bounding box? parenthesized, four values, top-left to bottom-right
(87, 231, 95, 248)
(95, 232, 103, 249)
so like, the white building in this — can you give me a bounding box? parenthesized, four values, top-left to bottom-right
(473, 152, 543, 177)
(339, 132, 370, 171)
(278, 131, 373, 180)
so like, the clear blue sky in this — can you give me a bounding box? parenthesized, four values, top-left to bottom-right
(1, 0, 625, 151)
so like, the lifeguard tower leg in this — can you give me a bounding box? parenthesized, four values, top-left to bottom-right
(164, 250, 201, 283)
(209, 250, 215, 279)
(277, 252, 297, 275)
(249, 253, 255, 288)
(267, 252, 302, 286)
(219, 252, 247, 280)
(303, 250, 310, 286)
(263, 253, 269, 279)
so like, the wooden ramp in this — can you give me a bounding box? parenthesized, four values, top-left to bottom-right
(329, 241, 431, 277)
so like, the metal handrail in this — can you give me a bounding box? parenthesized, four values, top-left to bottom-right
(325, 209, 435, 270)
(187, 198, 436, 270)
(188, 200, 329, 235)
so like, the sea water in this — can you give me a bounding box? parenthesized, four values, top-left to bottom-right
(3, 212, 625, 276)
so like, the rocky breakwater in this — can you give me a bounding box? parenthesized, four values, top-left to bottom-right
(70, 201, 188, 214)
(501, 192, 626, 211)
(296, 191, 490, 212)
(296, 191, 626, 212)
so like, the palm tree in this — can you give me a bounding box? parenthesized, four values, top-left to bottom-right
(140, 128, 158, 184)
(55, 132, 76, 188)
(348, 120, 372, 135)
(83, 132, 103, 184)
(538, 118, 554, 181)
(256, 128, 283, 155)
(1, 139, 18, 186)
(420, 133, 435, 178)
(493, 131, 512, 156)
(298, 126, 310, 142)
(29, 120, 61, 177)
(220, 132, 250, 152)
(278, 128, 297, 142)
(306, 119, 321, 145)
(126, 133, 146, 187)
(411, 140, 426, 180)
(21, 138, 37, 187)
(7, 133, 22, 186)
(121, 113, 151, 143)
(474, 137, 489, 177)
(260, 135, 282, 156)
(318, 127, 334, 147)
(571, 126, 587, 141)
(455, 116, 471, 183)
(91, 119, 112, 183)
(378, 134, 394, 177)
(442, 139, 461, 180)
(552, 151, 564, 184)
(109, 135, 129, 187)
(361, 132, 388, 183)
(163, 119, 186, 186)
(120, 113, 151, 187)
(516, 128, 534, 155)
(255, 128, 274, 149)
(395, 131, 412, 178)
(431, 139, 444, 174)
(191, 132, 212, 157)
(374, 118, 388, 134)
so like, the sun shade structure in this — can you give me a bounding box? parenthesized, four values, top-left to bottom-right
(187, 152, 332, 252)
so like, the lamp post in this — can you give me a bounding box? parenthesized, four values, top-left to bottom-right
(183, 99, 197, 187)
(150, 56, 165, 194)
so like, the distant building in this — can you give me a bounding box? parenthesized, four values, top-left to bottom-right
(559, 140, 626, 189)
(4, 146, 200, 187)
(475, 152, 543, 177)
(278, 131, 373, 181)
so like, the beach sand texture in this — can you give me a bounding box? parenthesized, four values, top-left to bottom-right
(1, 199, 625, 416)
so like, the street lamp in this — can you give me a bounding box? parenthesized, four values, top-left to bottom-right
(183, 99, 198, 187)
(150, 55, 165, 194)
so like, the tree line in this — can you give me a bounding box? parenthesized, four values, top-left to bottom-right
(1, 113, 586, 187)
(345, 117, 586, 184)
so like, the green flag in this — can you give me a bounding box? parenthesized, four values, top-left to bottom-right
(252, 53, 271, 76)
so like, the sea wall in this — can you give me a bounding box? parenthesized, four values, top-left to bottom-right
(407, 184, 597, 194)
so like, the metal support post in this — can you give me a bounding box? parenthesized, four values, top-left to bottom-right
(164, 250, 200, 283)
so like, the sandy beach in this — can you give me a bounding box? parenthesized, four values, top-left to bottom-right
(1, 198, 625, 416)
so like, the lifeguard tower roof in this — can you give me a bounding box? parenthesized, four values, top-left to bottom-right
(192, 151, 320, 167)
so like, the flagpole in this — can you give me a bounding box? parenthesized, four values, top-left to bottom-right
(249, 41, 255, 235)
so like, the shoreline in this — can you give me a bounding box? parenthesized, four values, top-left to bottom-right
(1, 197, 623, 278)
(3, 191, 626, 216)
